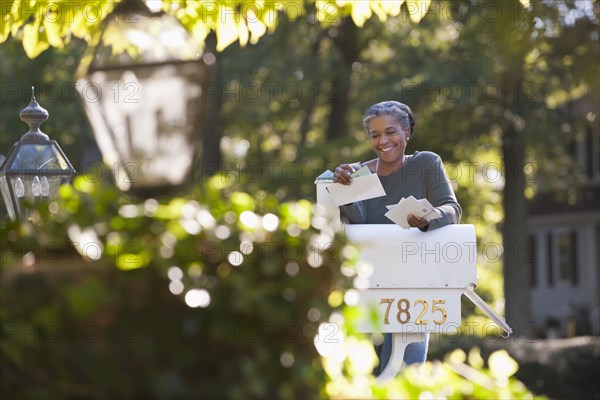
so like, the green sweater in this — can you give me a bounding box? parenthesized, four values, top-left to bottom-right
(339, 151, 461, 231)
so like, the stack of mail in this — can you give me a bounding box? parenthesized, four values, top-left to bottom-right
(384, 196, 442, 228)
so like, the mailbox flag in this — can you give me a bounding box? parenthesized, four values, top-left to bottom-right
(463, 285, 513, 337)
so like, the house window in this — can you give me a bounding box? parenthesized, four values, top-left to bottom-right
(547, 233, 553, 286)
(528, 235, 537, 287)
(558, 231, 578, 285)
(573, 123, 599, 183)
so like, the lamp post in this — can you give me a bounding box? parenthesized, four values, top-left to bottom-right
(76, 1, 208, 195)
(0, 88, 76, 220)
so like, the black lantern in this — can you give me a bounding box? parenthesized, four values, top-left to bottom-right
(76, 1, 208, 194)
(0, 88, 76, 220)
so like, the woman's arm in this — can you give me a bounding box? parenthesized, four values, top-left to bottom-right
(422, 153, 462, 231)
(340, 201, 367, 224)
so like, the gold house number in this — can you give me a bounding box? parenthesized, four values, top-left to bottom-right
(379, 298, 448, 325)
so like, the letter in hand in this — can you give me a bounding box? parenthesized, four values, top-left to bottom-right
(407, 213, 429, 229)
(333, 164, 356, 185)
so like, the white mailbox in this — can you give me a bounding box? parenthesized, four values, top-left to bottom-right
(315, 179, 511, 382)
(347, 224, 476, 335)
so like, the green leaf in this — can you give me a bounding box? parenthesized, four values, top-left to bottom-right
(215, 4, 239, 51)
(468, 346, 485, 370)
(115, 250, 151, 270)
(349, 1, 372, 27)
(43, 17, 63, 47)
(0, 0, 15, 43)
(230, 192, 256, 212)
(488, 349, 519, 379)
(22, 21, 47, 58)
(446, 348, 467, 364)
(405, 0, 431, 23)
(315, 0, 342, 27)
(371, 0, 403, 20)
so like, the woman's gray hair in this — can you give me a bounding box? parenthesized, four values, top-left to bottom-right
(362, 101, 415, 138)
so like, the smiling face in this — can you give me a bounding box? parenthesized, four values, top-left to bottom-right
(367, 114, 410, 170)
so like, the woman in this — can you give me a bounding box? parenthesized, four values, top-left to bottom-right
(332, 100, 461, 373)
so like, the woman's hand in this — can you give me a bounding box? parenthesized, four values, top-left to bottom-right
(333, 164, 356, 185)
(407, 214, 429, 229)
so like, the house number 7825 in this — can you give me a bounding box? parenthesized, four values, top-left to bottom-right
(379, 298, 448, 325)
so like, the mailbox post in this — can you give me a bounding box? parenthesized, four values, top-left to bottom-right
(315, 179, 511, 382)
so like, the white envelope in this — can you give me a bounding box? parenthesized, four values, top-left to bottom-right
(325, 174, 386, 206)
(384, 196, 441, 228)
(418, 198, 442, 220)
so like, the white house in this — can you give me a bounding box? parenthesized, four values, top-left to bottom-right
(528, 98, 600, 338)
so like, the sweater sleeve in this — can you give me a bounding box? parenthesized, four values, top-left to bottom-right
(422, 153, 462, 231)
(339, 201, 367, 224)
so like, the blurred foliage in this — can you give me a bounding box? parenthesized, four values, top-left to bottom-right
(428, 335, 600, 400)
(376, 348, 542, 400)
(1, 174, 352, 398)
(0, 0, 433, 57)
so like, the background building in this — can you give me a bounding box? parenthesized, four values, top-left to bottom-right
(528, 95, 600, 337)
